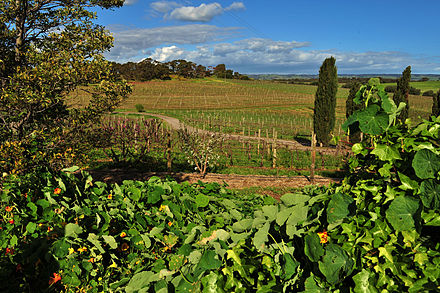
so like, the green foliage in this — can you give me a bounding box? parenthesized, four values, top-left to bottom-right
(346, 81, 363, 143)
(393, 66, 411, 122)
(135, 104, 145, 112)
(432, 90, 440, 117)
(0, 0, 131, 174)
(2, 79, 440, 292)
(313, 57, 338, 146)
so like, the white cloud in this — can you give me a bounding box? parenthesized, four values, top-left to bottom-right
(147, 39, 440, 74)
(168, 3, 224, 22)
(225, 2, 245, 11)
(150, 2, 246, 22)
(106, 24, 241, 62)
(150, 1, 180, 13)
(123, 0, 138, 6)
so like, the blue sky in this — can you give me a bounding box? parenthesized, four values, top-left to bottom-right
(95, 0, 440, 74)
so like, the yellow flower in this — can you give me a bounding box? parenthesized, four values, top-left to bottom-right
(168, 221, 173, 227)
(120, 232, 127, 238)
(77, 246, 87, 253)
(317, 231, 328, 244)
(107, 194, 112, 199)
(68, 248, 75, 255)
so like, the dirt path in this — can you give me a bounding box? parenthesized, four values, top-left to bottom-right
(115, 111, 350, 155)
(88, 169, 341, 199)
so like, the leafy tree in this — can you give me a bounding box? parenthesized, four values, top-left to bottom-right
(313, 57, 338, 146)
(213, 64, 226, 77)
(345, 81, 362, 143)
(0, 0, 131, 173)
(393, 66, 411, 122)
(432, 90, 440, 117)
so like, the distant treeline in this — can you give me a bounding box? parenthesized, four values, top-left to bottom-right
(111, 59, 250, 81)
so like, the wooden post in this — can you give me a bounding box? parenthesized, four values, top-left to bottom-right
(311, 131, 316, 183)
(272, 130, 277, 168)
(167, 131, 172, 172)
(257, 129, 261, 155)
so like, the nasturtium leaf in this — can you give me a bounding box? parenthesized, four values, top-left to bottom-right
(169, 254, 185, 271)
(127, 187, 141, 201)
(412, 149, 440, 179)
(280, 193, 310, 206)
(253, 222, 270, 252)
(327, 193, 354, 224)
(419, 179, 440, 209)
(52, 239, 70, 258)
(318, 244, 354, 285)
(261, 205, 278, 221)
(25, 222, 36, 234)
(286, 203, 308, 226)
(276, 207, 294, 226)
(102, 235, 118, 249)
(188, 250, 202, 264)
(125, 271, 159, 293)
(282, 253, 298, 280)
(357, 105, 389, 135)
(304, 233, 324, 262)
(147, 186, 164, 204)
(65, 223, 83, 238)
(385, 196, 419, 231)
(87, 233, 105, 254)
(195, 194, 209, 208)
(196, 250, 222, 271)
(371, 144, 401, 162)
(201, 271, 219, 293)
(301, 275, 326, 293)
(232, 218, 253, 232)
(62, 166, 80, 173)
(353, 269, 378, 293)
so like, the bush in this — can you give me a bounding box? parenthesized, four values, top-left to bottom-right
(409, 87, 421, 95)
(385, 85, 397, 93)
(135, 104, 145, 112)
(423, 90, 435, 97)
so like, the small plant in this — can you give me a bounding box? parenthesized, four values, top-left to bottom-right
(177, 128, 223, 176)
(135, 104, 145, 112)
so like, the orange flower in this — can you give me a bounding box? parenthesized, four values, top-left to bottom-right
(120, 232, 127, 238)
(77, 246, 87, 253)
(49, 273, 61, 285)
(121, 243, 129, 251)
(54, 188, 61, 195)
(88, 258, 95, 263)
(5, 206, 13, 212)
(107, 194, 112, 199)
(9, 219, 14, 225)
(317, 231, 328, 244)
(5, 248, 14, 255)
(168, 221, 173, 227)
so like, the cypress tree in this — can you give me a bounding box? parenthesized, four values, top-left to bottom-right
(393, 66, 411, 122)
(313, 57, 338, 146)
(432, 90, 440, 117)
(345, 81, 362, 143)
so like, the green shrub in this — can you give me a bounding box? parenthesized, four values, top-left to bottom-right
(135, 104, 145, 112)
(423, 90, 435, 97)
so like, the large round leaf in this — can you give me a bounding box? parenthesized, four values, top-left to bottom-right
(357, 105, 389, 135)
(327, 192, 354, 224)
(412, 149, 440, 179)
(419, 179, 440, 209)
(385, 196, 419, 231)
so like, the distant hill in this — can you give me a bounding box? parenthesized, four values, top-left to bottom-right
(248, 74, 440, 81)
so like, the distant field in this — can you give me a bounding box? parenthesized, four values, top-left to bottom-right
(70, 77, 434, 139)
(382, 80, 440, 92)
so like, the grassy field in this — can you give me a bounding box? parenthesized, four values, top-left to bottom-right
(109, 78, 433, 137)
(70, 77, 435, 176)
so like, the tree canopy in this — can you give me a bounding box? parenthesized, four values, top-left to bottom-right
(0, 0, 131, 173)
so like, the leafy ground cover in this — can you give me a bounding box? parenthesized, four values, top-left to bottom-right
(2, 80, 440, 292)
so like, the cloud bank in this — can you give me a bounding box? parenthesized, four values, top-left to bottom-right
(150, 1, 246, 22)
